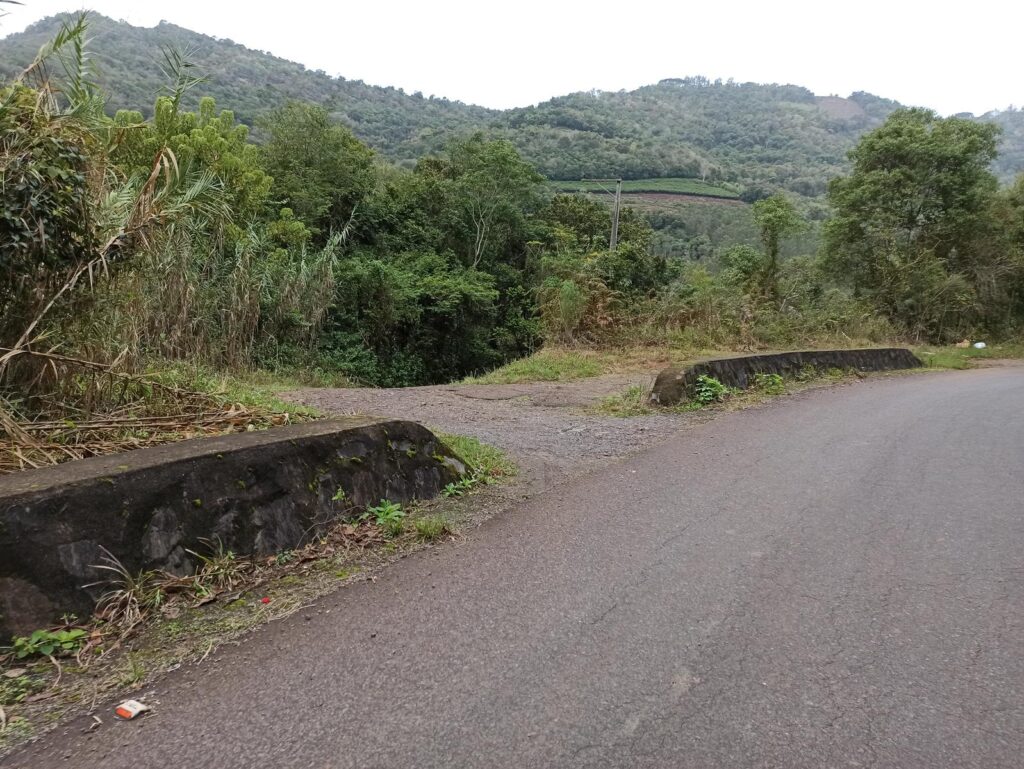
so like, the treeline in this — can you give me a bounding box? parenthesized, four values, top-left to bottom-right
(2, 15, 1024, 419)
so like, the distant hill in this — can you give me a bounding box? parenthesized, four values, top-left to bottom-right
(983, 108, 1024, 182)
(498, 80, 902, 196)
(0, 14, 493, 164)
(1, 14, 1021, 192)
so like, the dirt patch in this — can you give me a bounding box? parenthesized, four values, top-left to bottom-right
(971, 357, 1024, 368)
(285, 373, 705, 493)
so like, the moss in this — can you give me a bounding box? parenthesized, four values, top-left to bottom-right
(0, 716, 34, 744)
(192, 498, 203, 508)
(163, 619, 186, 636)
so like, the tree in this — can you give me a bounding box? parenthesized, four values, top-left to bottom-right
(751, 193, 804, 297)
(542, 194, 610, 252)
(419, 135, 545, 269)
(259, 102, 376, 239)
(112, 95, 271, 225)
(823, 108, 1009, 339)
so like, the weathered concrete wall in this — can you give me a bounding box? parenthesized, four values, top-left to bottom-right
(0, 418, 464, 638)
(650, 348, 922, 406)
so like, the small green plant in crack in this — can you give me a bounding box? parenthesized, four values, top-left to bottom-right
(751, 372, 785, 395)
(118, 654, 147, 688)
(12, 628, 87, 659)
(592, 384, 653, 417)
(693, 375, 729, 404)
(88, 549, 167, 632)
(0, 714, 33, 742)
(442, 476, 477, 498)
(362, 499, 406, 536)
(0, 671, 38, 706)
(331, 487, 347, 503)
(187, 537, 248, 593)
(274, 549, 296, 566)
(795, 364, 819, 382)
(414, 515, 453, 541)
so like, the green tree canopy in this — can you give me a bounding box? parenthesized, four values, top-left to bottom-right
(416, 135, 546, 269)
(752, 193, 804, 296)
(258, 102, 376, 239)
(823, 108, 1014, 339)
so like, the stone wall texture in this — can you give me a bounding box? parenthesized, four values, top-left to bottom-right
(0, 418, 464, 638)
(650, 348, 922, 406)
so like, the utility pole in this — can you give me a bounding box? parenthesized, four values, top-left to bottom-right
(609, 179, 622, 252)
(580, 178, 624, 251)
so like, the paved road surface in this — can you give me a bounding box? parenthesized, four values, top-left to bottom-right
(8, 367, 1024, 768)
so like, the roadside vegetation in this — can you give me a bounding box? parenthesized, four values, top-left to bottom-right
(916, 342, 1024, 369)
(594, 366, 865, 418)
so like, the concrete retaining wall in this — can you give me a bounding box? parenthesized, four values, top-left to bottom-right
(0, 417, 464, 638)
(650, 348, 922, 406)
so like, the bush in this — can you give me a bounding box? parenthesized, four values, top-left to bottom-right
(752, 372, 785, 394)
(694, 375, 728, 404)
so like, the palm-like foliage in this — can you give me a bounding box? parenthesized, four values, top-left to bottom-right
(0, 13, 238, 415)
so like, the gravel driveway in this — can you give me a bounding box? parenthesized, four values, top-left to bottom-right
(284, 372, 702, 491)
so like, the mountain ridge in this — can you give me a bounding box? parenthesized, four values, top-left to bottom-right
(1, 13, 1021, 191)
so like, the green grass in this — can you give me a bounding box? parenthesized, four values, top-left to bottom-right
(548, 177, 740, 200)
(915, 342, 1024, 370)
(437, 433, 517, 481)
(413, 514, 453, 541)
(464, 349, 603, 384)
(591, 385, 655, 417)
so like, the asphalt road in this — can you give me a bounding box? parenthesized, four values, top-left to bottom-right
(9, 367, 1024, 768)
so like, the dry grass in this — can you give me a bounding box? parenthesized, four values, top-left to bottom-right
(0, 349, 302, 474)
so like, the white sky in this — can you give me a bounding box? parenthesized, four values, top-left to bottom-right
(1, 0, 1020, 115)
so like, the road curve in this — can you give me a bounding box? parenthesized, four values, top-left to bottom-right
(8, 367, 1024, 768)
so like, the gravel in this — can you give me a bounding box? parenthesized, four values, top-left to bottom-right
(284, 373, 703, 492)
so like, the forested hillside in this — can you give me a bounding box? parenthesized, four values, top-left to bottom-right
(0, 14, 493, 162)
(500, 80, 896, 194)
(3, 14, 1021, 194)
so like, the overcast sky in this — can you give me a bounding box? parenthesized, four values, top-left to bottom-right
(1, 0, 1020, 115)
